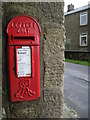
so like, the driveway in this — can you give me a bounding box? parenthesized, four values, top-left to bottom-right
(64, 62, 88, 118)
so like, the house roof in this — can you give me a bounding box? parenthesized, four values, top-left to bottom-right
(64, 5, 90, 16)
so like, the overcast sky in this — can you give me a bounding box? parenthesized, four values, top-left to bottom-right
(64, 0, 89, 12)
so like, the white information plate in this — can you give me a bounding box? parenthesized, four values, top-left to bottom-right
(17, 46, 31, 77)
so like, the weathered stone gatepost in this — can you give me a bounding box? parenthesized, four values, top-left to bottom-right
(43, 22, 65, 117)
(2, 2, 65, 118)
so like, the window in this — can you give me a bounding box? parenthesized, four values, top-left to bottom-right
(80, 12, 87, 25)
(65, 39, 71, 50)
(80, 33, 87, 46)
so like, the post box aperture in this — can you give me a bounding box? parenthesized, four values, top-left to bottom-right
(7, 16, 41, 102)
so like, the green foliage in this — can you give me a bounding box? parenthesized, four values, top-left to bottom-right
(70, 108, 78, 117)
(65, 59, 90, 66)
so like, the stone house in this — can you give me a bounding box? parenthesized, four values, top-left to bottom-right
(64, 4, 90, 60)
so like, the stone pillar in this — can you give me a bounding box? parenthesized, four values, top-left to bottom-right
(43, 23, 65, 117)
(2, 2, 65, 118)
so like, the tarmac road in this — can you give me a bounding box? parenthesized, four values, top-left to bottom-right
(64, 62, 88, 118)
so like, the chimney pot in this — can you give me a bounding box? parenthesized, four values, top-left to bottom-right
(67, 4, 74, 12)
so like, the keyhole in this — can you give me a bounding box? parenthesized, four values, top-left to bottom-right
(11, 35, 13, 40)
(13, 67, 15, 71)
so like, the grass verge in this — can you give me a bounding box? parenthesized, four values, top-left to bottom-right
(65, 59, 90, 66)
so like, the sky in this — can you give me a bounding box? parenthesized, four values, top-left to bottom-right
(64, 0, 90, 12)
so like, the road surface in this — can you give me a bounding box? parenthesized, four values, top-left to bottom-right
(64, 62, 88, 118)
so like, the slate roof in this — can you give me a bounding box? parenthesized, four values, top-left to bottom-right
(64, 4, 90, 16)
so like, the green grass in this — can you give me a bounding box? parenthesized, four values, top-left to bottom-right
(65, 59, 90, 66)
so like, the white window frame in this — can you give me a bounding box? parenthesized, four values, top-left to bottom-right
(80, 11, 88, 26)
(80, 33, 88, 46)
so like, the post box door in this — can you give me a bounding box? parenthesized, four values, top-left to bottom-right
(7, 15, 41, 102)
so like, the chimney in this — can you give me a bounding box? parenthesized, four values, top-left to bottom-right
(88, 1, 90, 5)
(67, 4, 74, 12)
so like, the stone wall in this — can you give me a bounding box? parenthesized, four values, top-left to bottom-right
(88, 6, 90, 52)
(2, 2, 65, 118)
(65, 50, 90, 61)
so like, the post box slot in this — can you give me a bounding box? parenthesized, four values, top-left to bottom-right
(14, 36, 34, 40)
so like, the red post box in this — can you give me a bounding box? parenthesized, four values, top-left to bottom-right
(7, 15, 41, 102)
